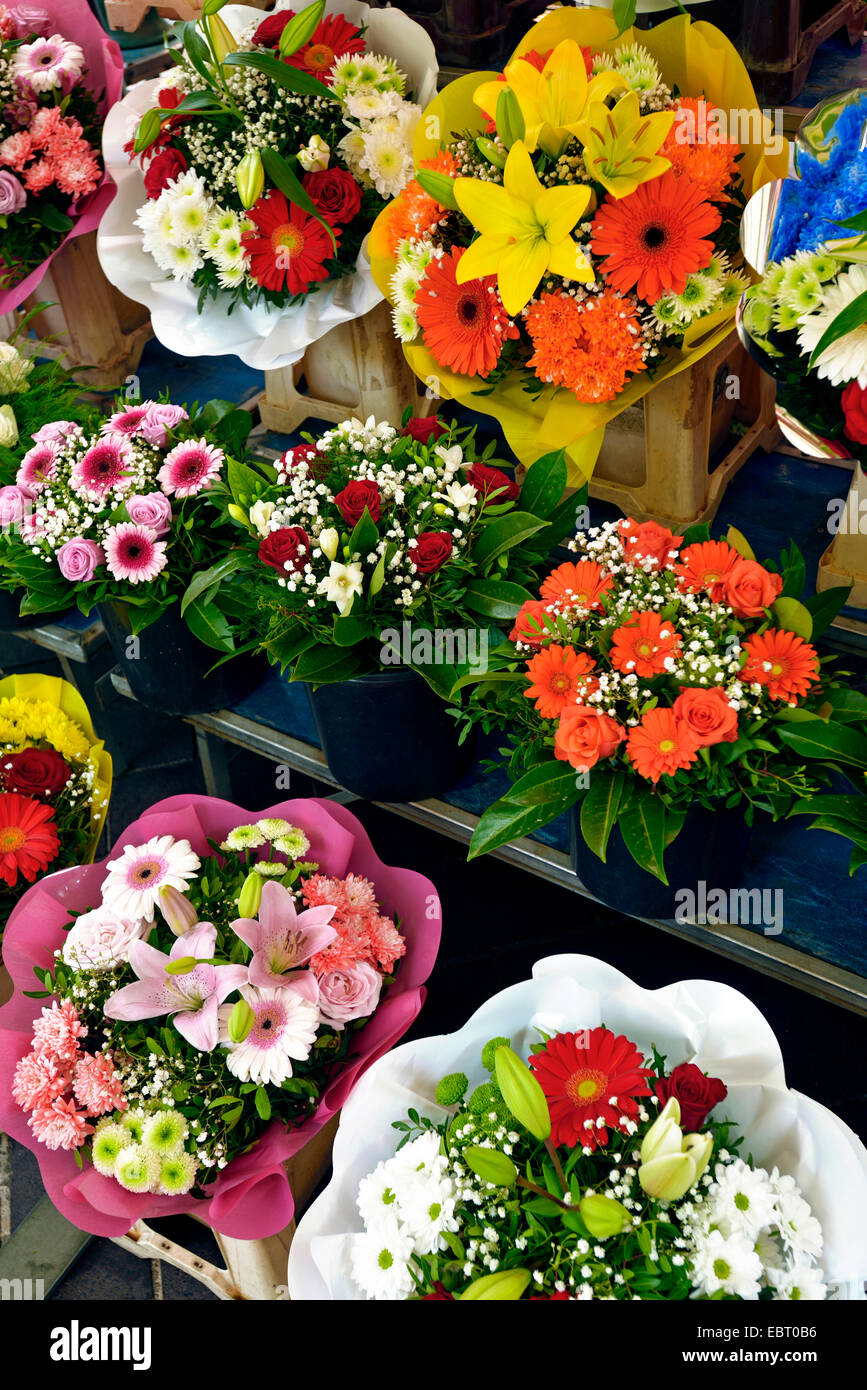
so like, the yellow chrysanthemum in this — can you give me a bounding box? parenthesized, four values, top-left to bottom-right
(0, 697, 92, 763)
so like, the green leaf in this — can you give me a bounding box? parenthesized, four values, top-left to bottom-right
(826, 687, 867, 723)
(292, 642, 363, 683)
(332, 614, 369, 647)
(779, 543, 806, 600)
(38, 203, 74, 233)
(613, 0, 638, 36)
(182, 19, 214, 83)
(726, 526, 755, 561)
(223, 49, 334, 100)
(519, 449, 567, 519)
(226, 454, 268, 507)
(787, 794, 867, 831)
(416, 168, 459, 210)
(201, 0, 229, 13)
(181, 553, 246, 615)
(254, 1085, 272, 1121)
(469, 763, 581, 859)
(805, 584, 851, 638)
(474, 511, 548, 568)
(278, 0, 326, 56)
(463, 577, 534, 619)
(258, 144, 337, 250)
(579, 771, 625, 863)
(347, 506, 378, 560)
(772, 596, 813, 639)
(778, 719, 867, 769)
(618, 792, 668, 883)
(808, 290, 867, 371)
(184, 594, 235, 653)
(475, 136, 506, 170)
(368, 547, 387, 597)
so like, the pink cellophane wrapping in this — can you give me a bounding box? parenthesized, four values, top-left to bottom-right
(0, 794, 442, 1239)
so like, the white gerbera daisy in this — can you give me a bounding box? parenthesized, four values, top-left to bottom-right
(350, 1220, 416, 1300)
(797, 262, 867, 386)
(220, 985, 319, 1086)
(706, 1159, 778, 1240)
(689, 1227, 763, 1299)
(766, 1262, 827, 1301)
(101, 835, 200, 922)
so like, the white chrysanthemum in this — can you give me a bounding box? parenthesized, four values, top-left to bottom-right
(161, 242, 204, 281)
(766, 1262, 827, 1301)
(101, 834, 200, 922)
(350, 1220, 416, 1300)
(718, 271, 749, 311)
(689, 1227, 763, 1299)
(91, 1122, 128, 1176)
(216, 261, 247, 290)
(797, 262, 867, 386)
(387, 1131, 445, 1186)
(706, 1159, 778, 1240)
(166, 191, 210, 247)
(114, 1144, 161, 1194)
(392, 304, 419, 342)
(155, 1150, 198, 1196)
(221, 824, 267, 851)
(670, 272, 721, 323)
(390, 257, 422, 306)
(330, 55, 363, 98)
(359, 126, 413, 199)
(256, 818, 294, 840)
(136, 193, 178, 248)
(775, 1191, 824, 1260)
(142, 1110, 188, 1155)
(355, 54, 391, 87)
(398, 1175, 459, 1255)
(614, 42, 661, 92)
(207, 207, 240, 235)
(119, 1111, 145, 1143)
(252, 861, 287, 878)
(221, 985, 320, 1086)
(357, 1161, 403, 1228)
(346, 86, 403, 121)
(272, 828, 310, 859)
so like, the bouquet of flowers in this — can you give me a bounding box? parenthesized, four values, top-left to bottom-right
(0, 0, 122, 312)
(0, 794, 440, 1237)
(288, 956, 867, 1300)
(0, 672, 111, 926)
(368, 6, 788, 483)
(98, 1, 437, 370)
(202, 412, 578, 697)
(0, 393, 257, 648)
(452, 515, 867, 879)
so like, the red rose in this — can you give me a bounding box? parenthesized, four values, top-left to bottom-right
(619, 517, 683, 571)
(842, 380, 867, 445)
(422, 1283, 455, 1300)
(411, 531, 454, 573)
(157, 88, 183, 110)
(465, 462, 520, 506)
(654, 1062, 727, 1131)
(143, 147, 188, 199)
(258, 526, 311, 574)
(1, 746, 71, 800)
(401, 416, 447, 444)
(253, 11, 293, 47)
(302, 167, 363, 227)
(334, 479, 381, 525)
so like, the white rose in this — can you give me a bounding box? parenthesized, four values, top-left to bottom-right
(249, 498, 275, 537)
(62, 905, 150, 971)
(297, 134, 330, 172)
(318, 526, 339, 561)
(0, 404, 18, 448)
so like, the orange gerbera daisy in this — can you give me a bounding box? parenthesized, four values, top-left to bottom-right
(540, 559, 614, 614)
(662, 98, 742, 203)
(415, 246, 519, 378)
(742, 630, 820, 702)
(0, 792, 60, 887)
(610, 610, 682, 678)
(386, 150, 456, 255)
(526, 290, 647, 403)
(673, 539, 738, 603)
(591, 169, 721, 303)
(524, 646, 597, 718)
(626, 708, 700, 783)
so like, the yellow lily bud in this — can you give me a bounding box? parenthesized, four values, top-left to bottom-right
(227, 997, 255, 1044)
(203, 12, 236, 62)
(319, 527, 339, 561)
(463, 1146, 518, 1188)
(494, 1045, 551, 1142)
(639, 1096, 682, 1164)
(227, 503, 249, 527)
(158, 885, 198, 937)
(237, 870, 263, 919)
(579, 1193, 630, 1239)
(458, 1269, 531, 1301)
(638, 1151, 698, 1202)
(235, 149, 264, 210)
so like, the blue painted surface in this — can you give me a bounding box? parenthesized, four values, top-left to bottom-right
(794, 33, 867, 114)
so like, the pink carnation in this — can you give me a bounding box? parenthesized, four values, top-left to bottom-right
(0, 129, 33, 171)
(23, 157, 54, 193)
(31, 999, 86, 1063)
(72, 1052, 127, 1116)
(0, 7, 13, 40)
(52, 144, 101, 199)
(28, 103, 61, 146)
(28, 1095, 93, 1151)
(367, 914, 406, 973)
(12, 1049, 70, 1110)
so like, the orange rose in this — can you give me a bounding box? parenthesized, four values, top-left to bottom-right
(554, 705, 625, 772)
(510, 600, 551, 648)
(673, 687, 738, 746)
(722, 558, 783, 618)
(618, 518, 683, 570)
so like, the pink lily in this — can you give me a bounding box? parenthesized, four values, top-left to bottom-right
(103, 922, 249, 1052)
(231, 880, 337, 998)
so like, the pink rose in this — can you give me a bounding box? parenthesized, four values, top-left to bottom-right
(316, 962, 382, 1031)
(32, 420, 80, 444)
(9, 5, 51, 38)
(62, 906, 149, 971)
(56, 537, 104, 582)
(139, 402, 189, 447)
(0, 484, 28, 527)
(126, 492, 172, 536)
(0, 169, 25, 214)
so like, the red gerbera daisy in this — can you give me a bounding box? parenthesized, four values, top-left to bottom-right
(284, 14, 365, 79)
(241, 190, 336, 295)
(415, 246, 519, 378)
(529, 1028, 654, 1151)
(591, 169, 721, 303)
(0, 792, 60, 888)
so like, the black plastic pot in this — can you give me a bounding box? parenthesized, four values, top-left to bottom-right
(306, 668, 476, 801)
(0, 587, 63, 630)
(100, 602, 267, 716)
(570, 802, 751, 921)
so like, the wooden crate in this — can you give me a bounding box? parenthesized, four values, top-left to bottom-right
(588, 330, 780, 530)
(817, 460, 867, 613)
(111, 1113, 339, 1300)
(258, 298, 434, 434)
(103, 0, 263, 31)
(9, 232, 152, 392)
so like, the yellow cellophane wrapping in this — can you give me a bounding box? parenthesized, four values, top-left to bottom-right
(0, 672, 112, 862)
(370, 8, 790, 485)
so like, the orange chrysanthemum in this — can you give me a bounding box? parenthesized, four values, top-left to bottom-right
(0, 792, 60, 888)
(674, 539, 739, 603)
(742, 629, 820, 702)
(526, 290, 647, 402)
(415, 246, 519, 378)
(540, 560, 614, 614)
(662, 98, 742, 203)
(627, 708, 700, 783)
(610, 610, 682, 678)
(591, 169, 721, 303)
(524, 646, 598, 718)
(386, 150, 457, 255)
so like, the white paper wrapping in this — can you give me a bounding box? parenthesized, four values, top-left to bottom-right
(97, 2, 438, 370)
(288, 954, 867, 1300)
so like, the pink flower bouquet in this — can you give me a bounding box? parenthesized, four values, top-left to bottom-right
(0, 0, 123, 313)
(0, 794, 441, 1239)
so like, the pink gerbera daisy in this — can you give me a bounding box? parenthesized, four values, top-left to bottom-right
(28, 1095, 93, 1150)
(72, 1052, 127, 1116)
(15, 442, 56, 497)
(104, 523, 167, 585)
(12, 35, 85, 95)
(157, 439, 224, 497)
(101, 405, 152, 437)
(70, 437, 133, 496)
(31, 999, 86, 1063)
(101, 833, 200, 922)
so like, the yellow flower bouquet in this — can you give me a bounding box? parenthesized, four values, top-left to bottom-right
(0, 673, 112, 926)
(369, 7, 789, 484)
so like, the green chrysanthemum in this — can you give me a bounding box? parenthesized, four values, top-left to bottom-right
(256, 818, 294, 840)
(745, 295, 774, 336)
(671, 273, 720, 321)
(155, 1151, 198, 1196)
(119, 1111, 146, 1144)
(392, 305, 419, 343)
(91, 1123, 129, 1176)
(436, 1072, 469, 1106)
(774, 301, 802, 332)
(115, 1145, 159, 1194)
(142, 1110, 188, 1155)
(652, 295, 684, 327)
(807, 252, 840, 282)
(221, 824, 267, 851)
(614, 42, 661, 93)
(762, 262, 788, 298)
(718, 272, 749, 311)
(253, 861, 287, 877)
(481, 1036, 511, 1072)
(273, 828, 310, 859)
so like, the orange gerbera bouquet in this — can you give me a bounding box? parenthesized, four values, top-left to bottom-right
(456, 515, 867, 883)
(369, 7, 788, 484)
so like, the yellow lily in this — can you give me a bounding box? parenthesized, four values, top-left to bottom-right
(473, 40, 626, 159)
(454, 140, 594, 316)
(573, 90, 675, 199)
